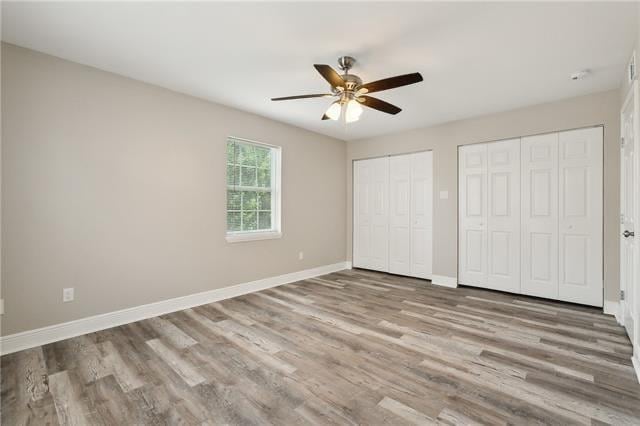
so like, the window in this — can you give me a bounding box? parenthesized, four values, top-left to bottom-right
(226, 137, 281, 242)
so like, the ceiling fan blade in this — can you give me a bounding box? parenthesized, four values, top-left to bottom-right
(271, 93, 333, 101)
(358, 96, 402, 115)
(360, 72, 423, 94)
(314, 64, 345, 88)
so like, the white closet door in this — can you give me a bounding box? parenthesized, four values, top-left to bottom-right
(353, 159, 371, 269)
(487, 139, 521, 293)
(410, 151, 433, 278)
(459, 144, 488, 286)
(389, 154, 411, 275)
(353, 157, 389, 272)
(558, 127, 603, 307)
(521, 133, 559, 299)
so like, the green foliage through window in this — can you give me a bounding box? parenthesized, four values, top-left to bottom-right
(227, 138, 276, 233)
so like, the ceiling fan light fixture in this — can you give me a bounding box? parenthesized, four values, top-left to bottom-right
(272, 57, 423, 122)
(345, 99, 363, 123)
(325, 101, 342, 120)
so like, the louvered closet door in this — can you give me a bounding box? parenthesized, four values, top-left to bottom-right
(558, 127, 603, 307)
(521, 133, 559, 299)
(487, 139, 521, 293)
(459, 144, 488, 286)
(389, 154, 411, 275)
(410, 151, 433, 279)
(353, 157, 389, 272)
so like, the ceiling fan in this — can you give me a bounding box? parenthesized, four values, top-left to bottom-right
(271, 56, 423, 123)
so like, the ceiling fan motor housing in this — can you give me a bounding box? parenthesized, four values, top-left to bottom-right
(341, 74, 362, 90)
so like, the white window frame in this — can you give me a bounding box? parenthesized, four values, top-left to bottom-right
(225, 137, 282, 243)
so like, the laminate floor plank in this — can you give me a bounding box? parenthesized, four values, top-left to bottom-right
(3, 269, 639, 425)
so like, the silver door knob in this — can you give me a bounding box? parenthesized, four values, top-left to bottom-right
(623, 230, 635, 238)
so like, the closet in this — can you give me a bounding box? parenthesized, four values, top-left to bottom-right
(458, 126, 603, 306)
(353, 151, 433, 279)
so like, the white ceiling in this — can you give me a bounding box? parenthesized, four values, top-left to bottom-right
(2, 2, 637, 141)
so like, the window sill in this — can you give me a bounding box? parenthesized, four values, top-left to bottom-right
(225, 231, 282, 243)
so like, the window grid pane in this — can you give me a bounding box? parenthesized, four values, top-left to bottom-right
(227, 211, 242, 231)
(258, 211, 271, 229)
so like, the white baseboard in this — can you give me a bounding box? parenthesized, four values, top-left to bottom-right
(633, 355, 640, 384)
(0, 261, 350, 355)
(603, 300, 621, 324)
(431, 274, 458, 288)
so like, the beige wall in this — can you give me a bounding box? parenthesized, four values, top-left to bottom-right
(346, 90, 621, 303)
(0, 41, 628, 336)
(1, 44, 346, 335)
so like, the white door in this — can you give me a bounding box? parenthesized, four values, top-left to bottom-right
(459, 144, 488, 287)
(487, 139, 521, 293)
(622, 88, 637, 339)
(410, 151, 433, 279)
(389, 154, 411, 275)
(353, 159, 372, 269)
(521, 133, 559, 300)
(557, 127, 603, 307)
(353, 157, 389, 272)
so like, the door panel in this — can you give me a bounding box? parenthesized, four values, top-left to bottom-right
(558, 127, 603, 307)
(562, 235, 588, 285)
(353, 160, 369, 269)
(410, 151, 433, 278)
(562, 167, 588, 217)
(353, 157, 389, 272)
(389, 154, 411, 275)
(531, 232, 553, 281)
(622, 95, 636, 340)
(521, 133, 559, 299)
(487, 139, 520, 292)
(489, 232, 510, 275)
(491, 173, 509, 216)
(466, 174, 484, 216)
(531, 169, 552, 216)
(465, 230, 484, 272)
(370, 157, 390, 271)
(459, 144, 488, 286)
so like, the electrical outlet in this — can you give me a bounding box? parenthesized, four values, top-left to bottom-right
(298, 251, 304, 260)
(63, 288, 74, 303)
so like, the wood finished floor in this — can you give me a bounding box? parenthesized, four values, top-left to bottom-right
(2, 269, 640, 425)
